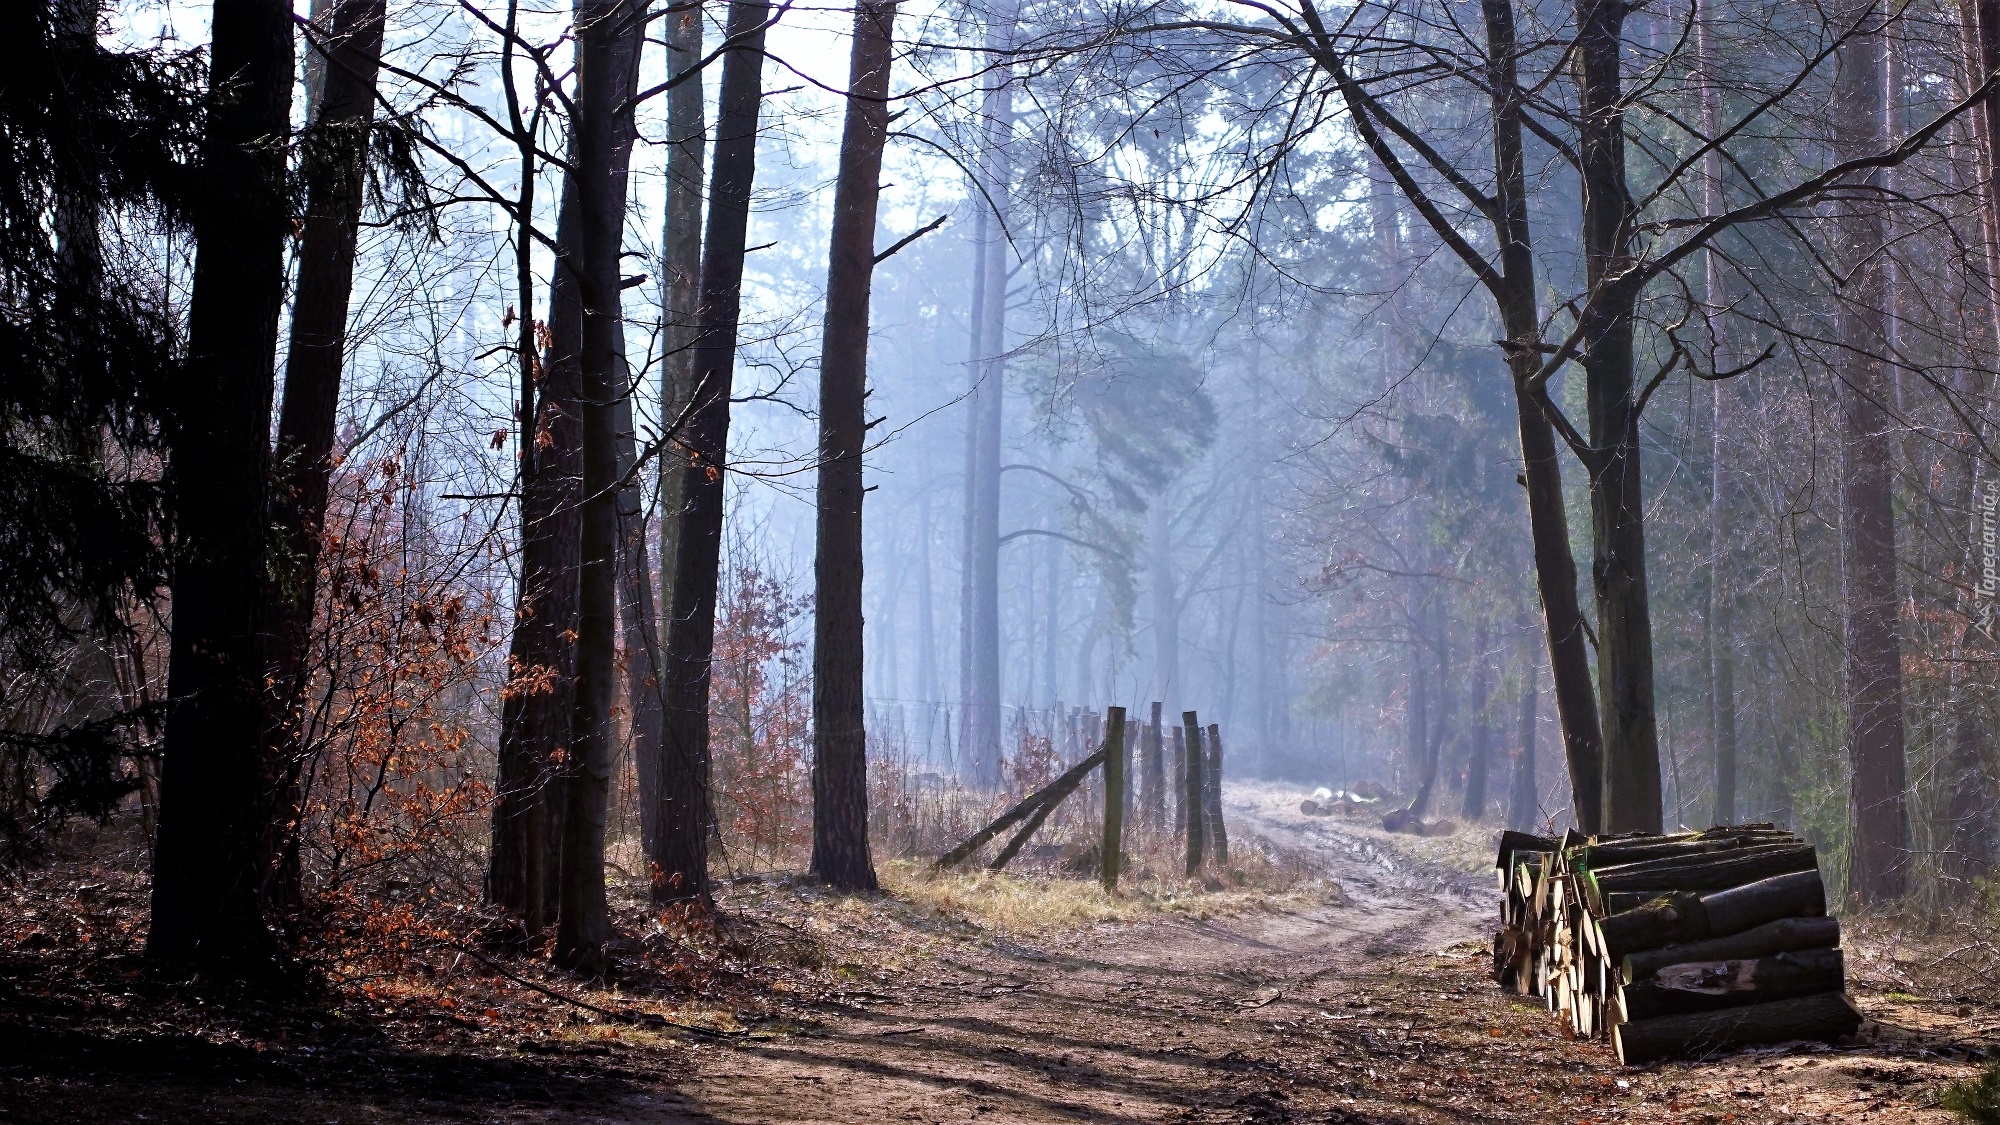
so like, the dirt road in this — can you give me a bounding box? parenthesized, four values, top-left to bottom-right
(647, 787, 1978, 1124)
(1, 787, 1979, 1123)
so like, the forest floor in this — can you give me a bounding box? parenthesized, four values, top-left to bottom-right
(2, 784, 1995, 1123)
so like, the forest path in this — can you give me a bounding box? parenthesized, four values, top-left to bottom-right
(667, 787, 1486, 1123)
(647, 789, 1974, 1124)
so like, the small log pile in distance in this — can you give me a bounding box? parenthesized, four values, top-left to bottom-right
(1492, 825, 1862, 1065)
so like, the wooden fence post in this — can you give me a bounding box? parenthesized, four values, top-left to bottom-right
(1143, 701, 1164, 831)
(1183, 711, 1205, 877)
(1101, 707, 1126, 890)
(1171, 725, 1186, 840)
(1206, 722, 1229, 866)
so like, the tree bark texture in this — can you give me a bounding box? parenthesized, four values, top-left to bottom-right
(657, 0, 771, 905)
(1482, 0, 1605, 832)
(1699, 0, 1739, 829)
(148, 0, 294, 975)
(1577, 0, 1662, 834)
(266, 0, 387, 912)
(810, 0, 898, 892)
(1100, 707, 1126, 890)
(615, 365, 665, 857)
(1834, 1, 1909, 903)
(1182, 711, 1205, 876)
(647, 0, 705, 863)
(556, 0, 646, 970)
(656, 0, 704, 642)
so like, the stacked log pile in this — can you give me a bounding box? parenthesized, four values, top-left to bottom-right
(1492, 826, 1861, 1065)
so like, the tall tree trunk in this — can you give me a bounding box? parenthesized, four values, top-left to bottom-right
(1509, 620, 1540, 832)
(958, 0, 1017, 787)
(1834, 0, 1909, 903)
(657, 0, 771, 905)
(1462, 620, 1492, 820)
(1947, 0, 2000, 877)
(810, 0, 897, 892)
(616, 363, 665, 859)
(1576, 0, 1661, 833)
(1482, 0, 1604, 832)
(556, 0, 646, 970)
(657, 0, 705, 633)
(643, 0, 705, 871)
(487, 0, 564, 938)
(1405, 604, 1447, 822)
(1698, 0, 1739, 828)
(265, 0, 388, 917)
(148, 0, 293, 975)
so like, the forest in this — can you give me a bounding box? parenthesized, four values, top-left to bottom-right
(8, 0, 2000, 1118)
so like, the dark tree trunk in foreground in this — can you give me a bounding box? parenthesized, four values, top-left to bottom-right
(644, 0, 706, 866)
(1697, 0, 1740, 833)
(810, 0, 898, 892)
(1576, 0, 1661, 834)
(148, 0, 294, 975)
(1834, 1, 1908, 903)
(266, 0, 388, 916)
(556, 0, 646, 970)
(958, 0, 1018, 786)
(491, 151, 585, 941)
(488, 0, 565, 938)
(658, 0, 771, 905)
(1481, 0, 1605, 832)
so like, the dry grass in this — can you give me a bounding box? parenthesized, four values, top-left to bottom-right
(875, 827, 1338, 935)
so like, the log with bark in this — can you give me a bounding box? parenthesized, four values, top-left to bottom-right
(1492, 825, 1856, 1063)
(1612, 991, 1861, 1066)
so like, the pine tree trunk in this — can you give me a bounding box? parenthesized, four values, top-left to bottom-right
(958, 0, 1017, 787)
(810, 0, 898, 892)
(1834, 0, 1909, 903)
(148, 0, 293, 976)
(657, 0, 771, 905)
(265, 0, 387, 913)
